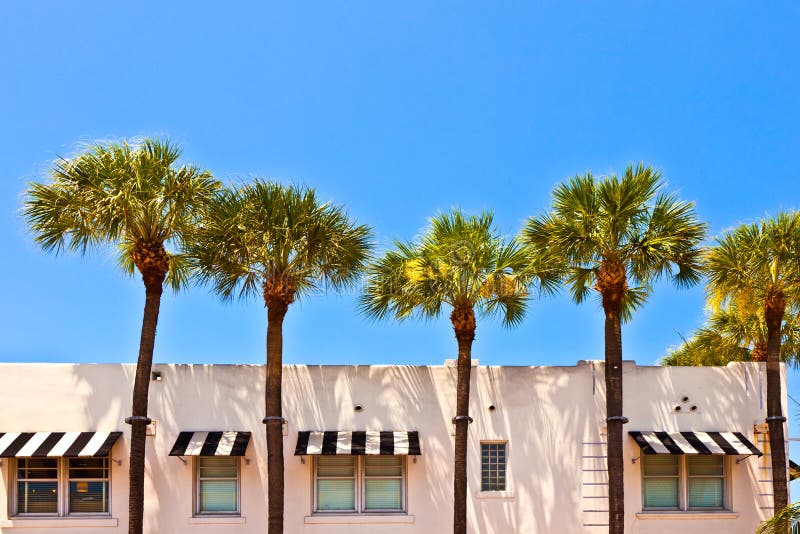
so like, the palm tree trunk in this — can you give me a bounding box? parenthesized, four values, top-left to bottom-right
(266, 302, 288, 534)
(765, 300, 788, 515)
(451, 305, 475, 534)
(127, 280, 163, 534)
(602, 299, 625, 534)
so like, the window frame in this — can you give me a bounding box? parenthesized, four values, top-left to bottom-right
(640, 454, 729, 512)
(480, 441, 508, 492)
(313, 455, 357, 513)
(361, 456, 406, 513)
(686, 455, 726, 511)
(193, 456, 241, 517)
(641, 455, 680, 511)
(12, 457, 112, 518)
(312, 455, 407, 515)
(14, 458, 60, 517)
(67, 457, 111, 516)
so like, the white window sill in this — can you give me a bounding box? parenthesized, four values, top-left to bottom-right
(476, 490, 515, 500)
(188, 516, 246, 525)
(636, 512, 739, 520)
(0, 517, 119, 528)
(304, 514, 415, 525)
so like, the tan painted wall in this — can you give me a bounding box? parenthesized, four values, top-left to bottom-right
(0, 361, 784, 533)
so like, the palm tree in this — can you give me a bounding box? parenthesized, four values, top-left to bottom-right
(662, 303, 800, 366)
(521, 164, 706, 534)
(360, 210, 555, 534)
(188, 180, 372, 534)
(23, 138, 219, 534)
(705, 211, 800, 515)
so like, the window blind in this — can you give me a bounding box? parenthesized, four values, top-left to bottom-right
(197, 457, 238, 514)
(364, 456, 403, 510)
(68, 457, 109, 514)
(643, 455, 679, 509)
(16, 458, 58, 514)
(687, 456, 724, 509)
(316, 457, 355, 511)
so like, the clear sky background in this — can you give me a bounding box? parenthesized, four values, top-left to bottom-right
(1, 0, 799, 466)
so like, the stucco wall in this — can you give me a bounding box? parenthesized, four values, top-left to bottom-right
(0, 361, 784, 533)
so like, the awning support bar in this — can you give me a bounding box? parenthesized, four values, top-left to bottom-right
(736, 454, 755, 464)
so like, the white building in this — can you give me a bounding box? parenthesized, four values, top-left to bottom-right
(0, 360, 785, 533)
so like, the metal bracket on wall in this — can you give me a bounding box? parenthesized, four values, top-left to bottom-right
(175, 456, 187, 465)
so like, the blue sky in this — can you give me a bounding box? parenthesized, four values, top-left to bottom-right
(1, 1, 799, 440)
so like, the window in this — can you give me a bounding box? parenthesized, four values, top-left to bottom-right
(195, 457, 240, 515)
(642, 455, 727, 511)
(687, 456, 724, 509)
(480, 442, 507, 491)
(14, 458, 110, 517)
(16, 458, 58, 515)
(314, 456, 406, 514)
(68, 458, 109, 514)
(642, 456, 679, 509)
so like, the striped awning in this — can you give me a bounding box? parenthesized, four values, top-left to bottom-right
(169, 431, 251, 457)
(630, 431, 762, 456)
(0, 432, 122, 458)
(295, 431, 421, 456)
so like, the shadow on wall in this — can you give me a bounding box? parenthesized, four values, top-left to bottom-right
(54, 360, 772, 533)
(284, 364, 453, 530)
(626, 362, 771, 533)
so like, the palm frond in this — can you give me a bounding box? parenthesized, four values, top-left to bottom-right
(522, 164, 706, 323)
(22, 138, 220, 292)
(661, 300, 800, 367)
(756, 502, 800, 534)
(187, 179, 373, 304)
(706, 211, 800, 316)
(361, 209, 530, 329)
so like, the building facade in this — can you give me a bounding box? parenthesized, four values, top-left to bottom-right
(0, 360, 785, 533)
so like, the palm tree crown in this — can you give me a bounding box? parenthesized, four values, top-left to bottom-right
(189, 179, 373, 304)
(521, 164, 706, 319)
(23, 138, 219, 288)
(706, 211, 800, 319)
(360, 210, 553, 327)
(662, 303, 800, 366)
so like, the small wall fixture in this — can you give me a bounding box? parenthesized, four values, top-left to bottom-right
(151, 371, 162, 382)
(488, 404, 496, 412)
(674, 406, 682, 412)
(354, 404, 364, 413)
(690, 405, 698, 412)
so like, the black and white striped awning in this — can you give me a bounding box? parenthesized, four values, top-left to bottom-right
(295, 431, 421, 456)
(169, 432, 251, 457)
(630, 431, 762, 456)
(0, 432, 122, 458)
